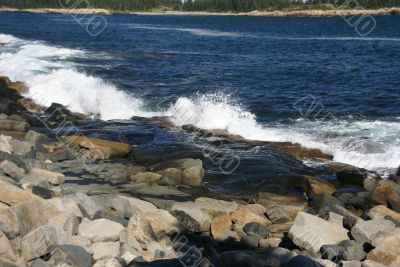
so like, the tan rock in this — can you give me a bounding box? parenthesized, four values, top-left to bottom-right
(211, 214, 232, 240)
(367, 248, 400, 266)
(0, 230, 17, 262)
(10, 139, 33, 156)
(351, 219, 395, 244)
(30, 168, 65, 185)
(70, 192, 101, 219)
(328, 212, 344, 227)
(125, 209, 185, 246)
(93, 256, 122, 267)
(47, 197, 84, 218)
(259, 237, 282, 248)
(111, 195, 158, 219)
(157, 168, 183, 185)
(194, 197, 239, 217)
(127, 165, 147, 177)
(367, 205, 400, 224)
(48, 212, 79, 237)
(91, 242, 120, 260)
(371, 228, 400, 256)
(0, 76, 28, 94)
(257, 192, 306, 222)
(289, 212, 349, 254)
(275, 143, 333, 160)
(131, 172, 162, 183)
(78, 219, 124, 243)
(0, 203, 19, 239)
(231, 204, 271, 226)
(21, 225, 68, 261)
(11, 199, 58, 237)
(0, 135, 12, 153)
(316, 259, 337, 267)
(17, 98, 45, 112)
(25, 130, 49, 144)
(68, 236, 92, 254)
(182, 166, 204, 187)
(170, 202, 211, 232)
(0, 120, 29, 132)
(0, 131, 26, 140)
(150, 158, 202, 171)
(146, 209, 185, 239)
(372, 179, 400, 206)
(267, 223, 293, 239)
(306, 177, 337, 199)
(0, 160, 25, 180)
(62, 136, 132, 158)
(0, 179, 57, 207)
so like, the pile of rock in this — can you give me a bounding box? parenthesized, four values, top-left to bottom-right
(0, 75, 399, 267)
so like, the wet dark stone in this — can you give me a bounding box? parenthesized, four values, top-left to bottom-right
(339, 240, 366, 261)
(0, 151, 31, 172)
(220, 248, 295, 267)
(128, 258, 185, 267)
(32, 186, 54, 199)
(93, 210, 129, 227)
(309, 195, 344, 219)
(47, 245, 91, 267)
(320, 245, 344, 262)
(239, 234, 260, 249)
(343, 216, 358, 230)
(243, 222, 270, 239)
(285, 255, 322, 267)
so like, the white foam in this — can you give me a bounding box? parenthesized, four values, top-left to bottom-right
(0, 33, 20, 44)
(166, 94, 399, 175)
(26, 69, 156, 120)
(0, 34, 155, 120)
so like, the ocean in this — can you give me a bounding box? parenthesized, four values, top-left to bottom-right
(0, 12, 399, 195)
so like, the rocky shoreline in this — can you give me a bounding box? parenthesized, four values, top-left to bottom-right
(0, 7, 399, 17)
(0, 75, 400, 267)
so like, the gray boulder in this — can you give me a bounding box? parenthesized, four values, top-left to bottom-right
(47, 244, 92, 267)
(0, 160, 25, 180)
(21, 225, 68, 261)
(289, 212, 349, 255)
(0, 203, 19, 238)
(78, 219, 124, 243)
(170, 202, 212, 232)
(320, 245, 344, 262)
(351, 219, 395, 244)
(339, 240, 366, 261)
(70, 192, 101, 219)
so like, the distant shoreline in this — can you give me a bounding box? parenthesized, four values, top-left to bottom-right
(0, 7, 400, 17)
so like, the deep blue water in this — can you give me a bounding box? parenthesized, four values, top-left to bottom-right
(1, 13, 399, 119)
(0, 12, 399, 194)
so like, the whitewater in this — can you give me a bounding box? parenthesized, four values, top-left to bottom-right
(0, 33, 398, 175)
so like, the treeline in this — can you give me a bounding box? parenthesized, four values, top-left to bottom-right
(182, 0, 305, 12)
(0, 0, 182, 10)
(1, 0, 400, 11)
(308, 0, 400, 8)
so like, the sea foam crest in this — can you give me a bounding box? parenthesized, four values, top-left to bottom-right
(0, 34, 154, 120)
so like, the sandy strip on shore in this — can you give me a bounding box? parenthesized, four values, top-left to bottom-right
(0, 7, 400, 16)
